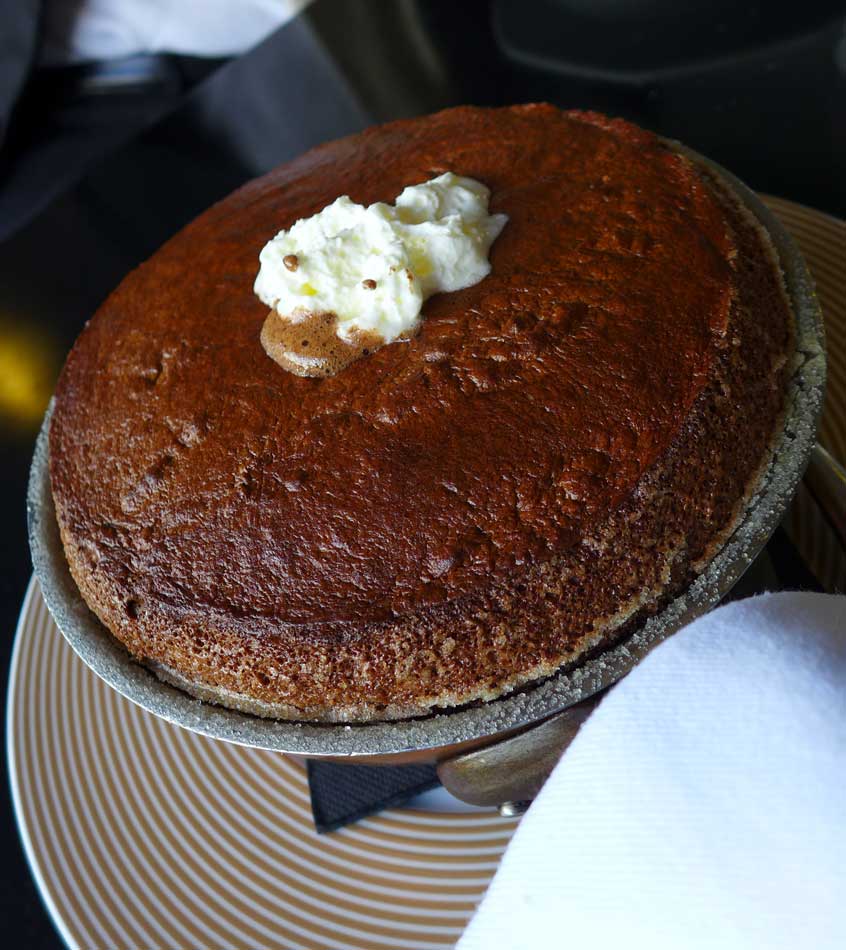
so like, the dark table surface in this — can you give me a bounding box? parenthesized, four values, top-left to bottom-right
(2, 1, 844, 943)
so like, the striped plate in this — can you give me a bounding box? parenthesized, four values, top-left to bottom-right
(8, 197, 845, 950)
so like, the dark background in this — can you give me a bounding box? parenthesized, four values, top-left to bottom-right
(2, 1, 845, 943)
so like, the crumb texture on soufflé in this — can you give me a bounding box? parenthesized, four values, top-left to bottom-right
(49, 104, 793, 721)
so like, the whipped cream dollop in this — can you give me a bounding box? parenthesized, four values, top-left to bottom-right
(254, 173, 507, 376)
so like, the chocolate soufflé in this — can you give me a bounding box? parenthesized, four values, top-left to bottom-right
(49, 105, 793, 721)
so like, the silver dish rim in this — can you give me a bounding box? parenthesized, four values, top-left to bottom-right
(27, 147, 826, 758)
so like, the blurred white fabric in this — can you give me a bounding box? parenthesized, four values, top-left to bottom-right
(459, 592, 846, 950)
(39, 0, 312, 65)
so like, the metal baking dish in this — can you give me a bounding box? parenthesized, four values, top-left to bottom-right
(27, 149, 826, 807)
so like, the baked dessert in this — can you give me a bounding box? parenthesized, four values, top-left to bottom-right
(49, 105, 793, 721)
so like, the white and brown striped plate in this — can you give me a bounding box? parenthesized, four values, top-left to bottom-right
(8, 197, 845, 950)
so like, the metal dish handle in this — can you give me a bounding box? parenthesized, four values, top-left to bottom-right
(805, 443, 846, 552)
(437, 693, 603, 815)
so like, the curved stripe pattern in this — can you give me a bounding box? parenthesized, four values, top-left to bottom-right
(8, 197, 845, 950)
(9, 586, 517, 950)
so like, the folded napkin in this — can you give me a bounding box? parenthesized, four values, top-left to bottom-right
(459, 592, 846, 950)
(307, 759, 438, 833)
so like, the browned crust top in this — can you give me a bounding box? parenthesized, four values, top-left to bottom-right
(48, 105, 792, 719)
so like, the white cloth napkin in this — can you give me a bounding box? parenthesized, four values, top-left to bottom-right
(459, 592, 846, 950)
(39, 0, 312, 66)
